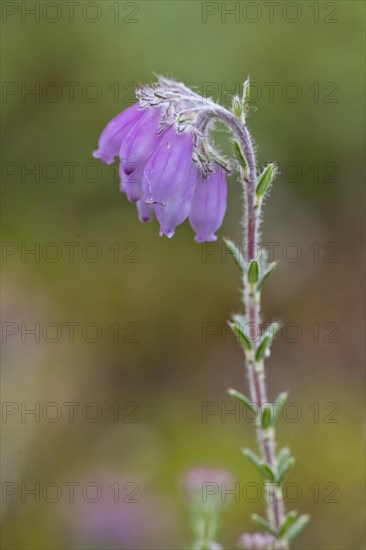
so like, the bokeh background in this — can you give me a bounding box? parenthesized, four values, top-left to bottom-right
(1, 1, 365, 549)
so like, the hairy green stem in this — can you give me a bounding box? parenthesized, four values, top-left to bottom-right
(201, 106, 287, 547)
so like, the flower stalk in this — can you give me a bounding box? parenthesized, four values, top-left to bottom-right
(195, 80, 308, 548)
(219, 80, 309, 549)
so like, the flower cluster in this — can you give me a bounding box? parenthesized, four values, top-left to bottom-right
(238, 532, 275, 550)
(183, 467, 233, 496)
(93, 78, 228, 242)
(183, 467, 232, 550)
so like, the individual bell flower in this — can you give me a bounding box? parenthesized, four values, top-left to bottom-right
(119, 161, 144, 203)
(136, 199, 155, 223)
(189, 165, 227, 243)
(154, 163, 199, 237)
(93, 103, 144, 164)
(142, 127, 194, 205)
(155, 190, 193, 238)
(119, 106, 163, 179)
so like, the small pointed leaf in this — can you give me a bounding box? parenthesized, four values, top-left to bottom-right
(273, 392, 288, 423)
(261, 404, 274, 429)
(242, 449, 266, 475)
(242, 448, 262, 470)
(285, 514, 310, 543)
(232, 96, 243, 118)
(279, 511, 298, 537)
(251, 514, 277, 536)
(242, 449, 276, 482)
(257, 262, 277, 290)
(248, 261, 259, 284)
(277, 448, 291, 470)
(233, 140, 247, 171)
(262, 322, 280, 345)
(229, 321, 252, 352)
(277, 457, 295, 485)
(255, 335, 270, 362)
(260, 461, 276, 482)
(256, 164, 275, 197)
(223, 238, 245, 272)
(242, 77, 250, 107)
(227, 388, 256, 415)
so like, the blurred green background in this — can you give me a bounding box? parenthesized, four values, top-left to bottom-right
(1, 1, 364, 549)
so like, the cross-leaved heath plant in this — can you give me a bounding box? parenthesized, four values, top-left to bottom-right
(93, 76, 309, 550)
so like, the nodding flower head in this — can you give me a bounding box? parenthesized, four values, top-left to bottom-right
(93, 76, 232, 242)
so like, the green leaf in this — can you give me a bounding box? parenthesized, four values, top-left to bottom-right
(227, 388, 257, 415)
(260, 392, 287, 429)
(277, 456, 295, 485)
(262, 322, 280, 345)
(261, 404, 274, 429)
(285, 514, 310, 543)
(223, 238, 245, 272)
(273, 392, 288, 423)
(242, 449, 275, 482)
(248, 260, 259, 284)
(242, 77, 250, 107)
(242, 448, 262, 470)
(256, 164, 275, 197)
(233, 140, 247, 171)
(251, 514, 277, 536)
(277, 447, 290, 470)
(260, 462, 276, 482)
(279, 511, 298, 537)
(229, 320, 252, 352)
(255, 335, 270, 362)
(257, 262, 277, 290)
(232, 96, 243, 118)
